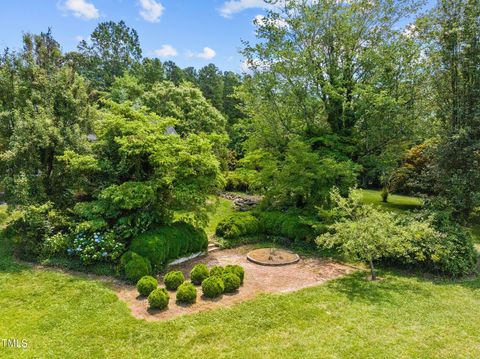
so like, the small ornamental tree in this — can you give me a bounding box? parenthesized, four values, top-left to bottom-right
(316, 189, 413, 280)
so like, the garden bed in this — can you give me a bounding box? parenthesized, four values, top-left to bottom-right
(115, 245, 354, 321)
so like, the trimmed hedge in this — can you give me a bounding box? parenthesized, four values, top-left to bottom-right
(123, 252, 152, 282)
(164, 271, 185, 291)
(129, 221, 208, 270)
(215, 212, 259, 239)
(202, 276, 224, 298)
(222, 272, 241, 293)
(215, 211, 315, 242)
(190, 264, 209, 285)
(148, 288, 169, 310)
(225, 265, 244, 284)
(176, 282, 197, 304)
(136, 276, 158, 296)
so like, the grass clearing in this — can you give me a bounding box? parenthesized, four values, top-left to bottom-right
(358, 189, 423, 213)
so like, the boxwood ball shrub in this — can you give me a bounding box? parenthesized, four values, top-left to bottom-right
(225, 265, 245, 284)
(190, 264, 209, 285)
(124, 253, 152, 283)
(222, 272, 241, 293)
(148, 288, 169, 310)
(164, 271, 185, 291)
(176, 282, 197, 304)
(209, 265, 224, 277)
(202, 276, 224, 298)
(136, 276, 158, 296)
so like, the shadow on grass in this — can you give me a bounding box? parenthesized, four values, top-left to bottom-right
(0, 233, 28, 274)
(325, 270, 433, 304)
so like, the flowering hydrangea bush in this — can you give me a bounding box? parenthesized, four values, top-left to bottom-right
(68, 232, 124, 264)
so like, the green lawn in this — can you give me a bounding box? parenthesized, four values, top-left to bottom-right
(358, 189, 423, 213)
(1, 235, 479, 358)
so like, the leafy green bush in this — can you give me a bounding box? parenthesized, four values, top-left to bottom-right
(136, 276, 158, 296)
(129, 221, 208, 270)
(257, 211, 316, 242)
(148, 288, 169, 310)
(222, 272, 241, 293)
(41, 233, 71, 259)
(164, 271, 185, 291)
(225, 265, 245, 284)
(190, 264, 209, 285)
(124, 253, 152, 282)
(176, 282, 197, 304)
(8, 203, 72, 260)
(225, 169, 256, 192)
(209, 265, 225, 277)
(215, 212, 260, 239)
(202, 276, 224, 298)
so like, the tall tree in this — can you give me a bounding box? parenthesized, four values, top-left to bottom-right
(76, 21, 142, 89)
(198, 64, 225, 112)
(427, 0, 480, 217)
(0, 31, 93, 206)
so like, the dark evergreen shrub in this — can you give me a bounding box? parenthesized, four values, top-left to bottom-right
(201, 276, 224, 298)
(225, 265, 245, 284)
(124, 253, 152, 282)
(222, 272, 241, 293)
(148, 288, 169, 310)
(209, 265, 224, 277)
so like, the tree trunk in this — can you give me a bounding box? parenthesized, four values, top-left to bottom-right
(369, 259, 377, 281)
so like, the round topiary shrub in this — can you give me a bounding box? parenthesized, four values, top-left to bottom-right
(201, 276, 224, 298)
(136, 275, 158, 296)
(222, 272, 241, 293)
(148, 288, 169, 310)
(176, 282, 197, 304)
(190, 264, 209, 285)
(209, 265, 224, 277)
(225, 264, 245, 284)
(124, 254, 152, 283)
(164, 271, 185, 291)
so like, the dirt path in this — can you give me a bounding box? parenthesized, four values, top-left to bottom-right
(115, 245, 355, 321)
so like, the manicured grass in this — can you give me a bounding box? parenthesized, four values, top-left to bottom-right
(358, 189, 423, 213)
(1, 234, 479, 358)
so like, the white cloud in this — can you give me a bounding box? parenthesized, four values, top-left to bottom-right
(154, 44, 177, 58)
(219, 0, 270, 18)
(61, 0, 99, 20)
(139, 0, 164, 23)
(198, 47, 216, 60)
(187, 47, 217, 60)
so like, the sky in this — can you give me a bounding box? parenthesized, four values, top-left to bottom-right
(0, 0, 273, 72)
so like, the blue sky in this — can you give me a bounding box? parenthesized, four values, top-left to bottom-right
(0, 0, 272, 72)
(0, 0, 436, 72)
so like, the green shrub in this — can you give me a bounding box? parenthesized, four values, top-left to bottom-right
(209, 265, 224, 277)
(176, 282, 197, 304)
(257, 211, 316, 242)
(148, 288, 169, 310)
(8, 203, 72, 260)
(190, 264, 209, 285)
(164, 271, 185, 291)
(222, 272, 241, 293)
(202, 276, 224, 298)
(41, 233, 71, 259)
(124, 254, 152, 282)
(225, 265, 245, 284)
(136, 276, 158, 296)
(215, 212, 260, 239)
(129, 222, 208, 270)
